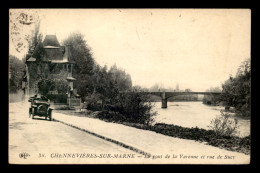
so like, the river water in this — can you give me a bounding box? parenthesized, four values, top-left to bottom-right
(152, 102, 250, 137)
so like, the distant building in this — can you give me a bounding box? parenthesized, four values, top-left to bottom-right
(176, 83, 179, 91)
(23, 35, 77, 99)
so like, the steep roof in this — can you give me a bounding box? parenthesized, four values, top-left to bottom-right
(42, 35, 61, 47)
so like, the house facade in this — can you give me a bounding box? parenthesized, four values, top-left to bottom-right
(23, 35, 77, 101)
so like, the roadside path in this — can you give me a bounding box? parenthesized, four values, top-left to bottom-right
(52, 109, 250, 164)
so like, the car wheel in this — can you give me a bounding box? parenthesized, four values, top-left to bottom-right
(32, 108, 35, 119)
(29, 108, 31, 118)
(49, 113, 52, 121)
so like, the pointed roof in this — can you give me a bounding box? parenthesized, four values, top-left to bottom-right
(43, 35, 61, 47)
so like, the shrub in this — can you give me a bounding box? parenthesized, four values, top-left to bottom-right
(47, 94, 67, 103)
(84, 93, 103, 111)
(208, 111, 240, 137)
(96, 111, 127, 122)
(87, 87, 157, 125)
(115, 87, 157, 125)
(53, 78, 69, 95)
(38, 79, 55, 96)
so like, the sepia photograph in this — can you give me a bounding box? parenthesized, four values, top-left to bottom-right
(9, 9, 251, 164)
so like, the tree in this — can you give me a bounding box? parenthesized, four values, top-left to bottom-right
(185, 88, 192, 92)
(37, 79, 55, 96)
(62, 32, 95, 99)
(53, 79, 69, 95)
(115, 86, 157, 125)
(202, 87, 222, 105)
(9, 55, 25, 93)
(108, 64, 132, 92)
(220, 59, 251, 117)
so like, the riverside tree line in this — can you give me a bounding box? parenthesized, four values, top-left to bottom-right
(202, 58, 251, 117)
(9, 26, 156, 124)
(9, 25, 251, 121)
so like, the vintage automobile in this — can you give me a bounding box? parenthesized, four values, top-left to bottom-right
(28, 96, 53, 121)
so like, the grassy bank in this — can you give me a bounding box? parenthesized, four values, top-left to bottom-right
(54, 109, 250, 155)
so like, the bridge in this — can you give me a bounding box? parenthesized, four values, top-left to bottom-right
(145, 91, 221, 108)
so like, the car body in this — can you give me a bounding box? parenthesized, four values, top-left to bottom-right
(28, 96, 53, 121)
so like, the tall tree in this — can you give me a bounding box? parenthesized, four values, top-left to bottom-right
(108, 64, 132, 92)
(202, 87, 222, 105)
(62, 32, 95, 99)
(221, 59, 251, 117)
(9, 55, 25, 92)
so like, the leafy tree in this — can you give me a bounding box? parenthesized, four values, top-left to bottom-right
(185, 88, 192, 92)
(37, 78, 55, 96)
(53, 79, 69, 95)
(62, 32, 154, 123)
(149, 83, 160, 92)
(202, 87, 222, 105)
(220, 59, 251, 117)
(62, 32, 95, 98)
(9, 55, 25, 93)
(108, 64, 132, 92)
(115, 87, 157, 125)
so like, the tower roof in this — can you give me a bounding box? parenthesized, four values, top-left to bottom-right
(43, 35, 61, 47)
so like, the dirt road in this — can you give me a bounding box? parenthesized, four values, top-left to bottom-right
(9, 102, 137, 164)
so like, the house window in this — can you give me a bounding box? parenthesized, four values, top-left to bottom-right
(68, 64, 71, 72)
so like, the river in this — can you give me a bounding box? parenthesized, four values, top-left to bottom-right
(152, 102, 250, 137)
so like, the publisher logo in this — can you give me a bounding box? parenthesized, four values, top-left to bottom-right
(19, 152, 30, 159)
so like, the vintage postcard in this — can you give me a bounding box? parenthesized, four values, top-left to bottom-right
(9, 9, 251, 164)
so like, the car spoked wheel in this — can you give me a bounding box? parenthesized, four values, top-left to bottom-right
(38, 105, 48, 115)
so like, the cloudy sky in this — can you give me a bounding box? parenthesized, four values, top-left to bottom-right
(9, 9, 251, 91)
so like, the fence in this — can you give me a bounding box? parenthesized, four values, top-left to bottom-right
(68, 97, 81, 109)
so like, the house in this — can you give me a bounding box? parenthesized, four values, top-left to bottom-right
(23, 35, 77, 102)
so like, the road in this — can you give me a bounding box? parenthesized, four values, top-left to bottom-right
(9, 101, 250, 164)
(9, 101, 137, 164)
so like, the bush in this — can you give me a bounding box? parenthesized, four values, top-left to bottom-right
(87, 87, 157, 125)
(115, 87, 157, 125)
(208, 111, 239, 137)
(47, 94, 67, 103)
(96, 111, 127, 122)
(38, 79, 55, 96)
(53, 78, 69, 95)
(84, 93, 104, 111)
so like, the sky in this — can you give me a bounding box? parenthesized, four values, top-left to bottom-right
(9, 9, 251, 91)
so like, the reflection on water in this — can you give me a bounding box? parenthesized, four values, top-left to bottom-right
(152, 102, 250, 137)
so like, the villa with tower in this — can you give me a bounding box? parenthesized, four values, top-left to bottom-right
(23, 35, 78, 104)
